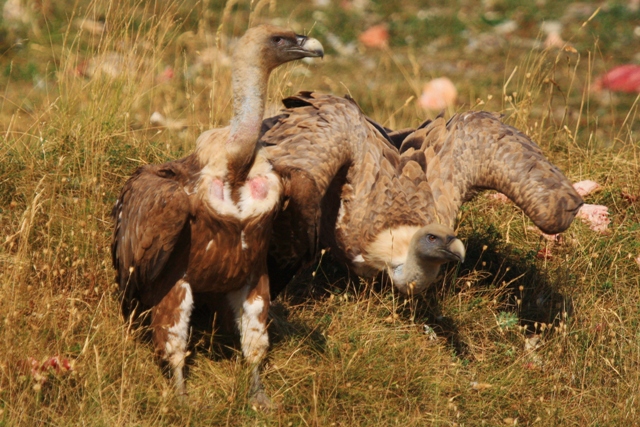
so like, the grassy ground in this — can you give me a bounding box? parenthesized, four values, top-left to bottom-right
(1, 0, 639, 425)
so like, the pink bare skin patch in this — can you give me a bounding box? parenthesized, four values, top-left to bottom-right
(249, 176, 269, 200)
(209, 179, 224, 200)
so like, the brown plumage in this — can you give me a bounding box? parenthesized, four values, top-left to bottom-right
(261, 92, 583, 296)
(395, 111, 583, 235)
(111, 26, 323, 407)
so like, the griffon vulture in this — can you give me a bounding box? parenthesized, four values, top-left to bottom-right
(261, 92, 583, 297)
(111, 26, 323, 406)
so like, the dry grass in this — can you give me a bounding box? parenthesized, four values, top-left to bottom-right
(1, 0, 639, 425)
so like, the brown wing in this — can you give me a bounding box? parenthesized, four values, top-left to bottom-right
(262, 92, 358, 293)
(111, 161, 193, 318)
(344, 146, 436, 252)
(262, 92, 435, 295)
(416, 111, 583, 234)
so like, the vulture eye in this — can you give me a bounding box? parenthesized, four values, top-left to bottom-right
(427, 234, 437, 242)
(272, 36, 285, 45)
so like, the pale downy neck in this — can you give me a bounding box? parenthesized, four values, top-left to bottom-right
(226, 62, 270, 171)
(392, 246, 439, 295)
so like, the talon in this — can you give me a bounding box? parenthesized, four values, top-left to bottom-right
(249, 389, 273, 411)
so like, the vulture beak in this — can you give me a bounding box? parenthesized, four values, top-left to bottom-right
(441, 238, 466, 263)
(295, 34, 324, 58)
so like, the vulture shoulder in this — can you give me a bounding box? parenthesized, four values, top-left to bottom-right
(263, 92, 358, 191)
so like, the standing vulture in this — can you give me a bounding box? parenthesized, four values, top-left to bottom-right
(111, 26, 323, 406)
(261, 92, 584, 297)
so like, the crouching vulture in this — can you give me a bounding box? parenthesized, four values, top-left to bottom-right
(111, 26, 323, 407)
(261, 92, 583, 297)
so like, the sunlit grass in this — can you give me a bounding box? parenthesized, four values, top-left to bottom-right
(1, 0, 639, 425)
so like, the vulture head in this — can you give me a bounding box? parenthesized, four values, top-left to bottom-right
(390, 224, 465, 295)
(221, 25, 323, 171)
(233, 25, 324, 73)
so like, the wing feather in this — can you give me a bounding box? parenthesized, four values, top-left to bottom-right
(111, 164, 192, 317)
(417, 111, 583, 234)
(262, 93, 357, 293)
(262, 92, 432, 294)
(263, 92, 583, 298)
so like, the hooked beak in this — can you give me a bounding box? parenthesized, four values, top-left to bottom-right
(441, 238, 466, 263)
(294, 34, 324, 58)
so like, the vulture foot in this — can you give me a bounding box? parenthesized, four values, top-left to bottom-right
(248, 364, 274, 411)
(249, 388, 274, 411)
(174, 384, 188, 402)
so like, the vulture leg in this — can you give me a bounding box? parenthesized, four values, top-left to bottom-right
(151, 279, 194, 395)
(227, 273, 271, 409)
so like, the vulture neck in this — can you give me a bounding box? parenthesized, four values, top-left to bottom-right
(393, 250, 439, 294)
(226, 63, 270, 176)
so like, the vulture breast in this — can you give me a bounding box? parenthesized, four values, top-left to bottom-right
(185, 163, 281, 294)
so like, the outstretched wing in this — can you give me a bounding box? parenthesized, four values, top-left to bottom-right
(402, 111, 583, 234)
(262, 92, 436, 295)
(111, 162, 192, 318)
